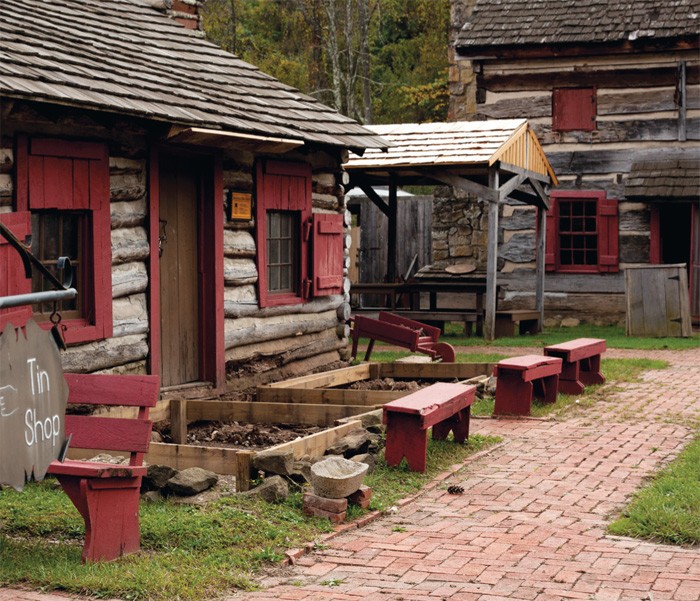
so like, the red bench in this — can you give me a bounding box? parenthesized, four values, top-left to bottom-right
(494, 355, 562, 416)
(544, 338, 606, 394)
(382, 382, 476, 472)
(48, 373, 159, 563)
(351, 311, 456, 362)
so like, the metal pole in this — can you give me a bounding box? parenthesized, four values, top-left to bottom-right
(0, 288, 77, 310)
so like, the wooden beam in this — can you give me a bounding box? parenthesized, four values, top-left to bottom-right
(235, 450, 254, 492)
(528, 179, 550, 209)
(498, 173, 528, 202)
(262, 420, 363, 460)
(256, 387, 394, 405)
(679, 60, 687, 142)
(261, 363, 372, 390)
(170, 399, 188, 445)
(424, 169, 499, 203)
(388, 175, 398, 281)
(359, 184, 390, 217)
(377, 362, 493, 379)
(484, 167, 499, 341)
(499, 161, 551, 186)
(185, 400, 370, 427)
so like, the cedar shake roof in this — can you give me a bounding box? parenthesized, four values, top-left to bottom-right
(0, 0, 387, 152)
(456, 0, 700, 53)
(625, 156, 700, 199)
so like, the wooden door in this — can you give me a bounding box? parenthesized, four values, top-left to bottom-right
(159, 157, 200, 386)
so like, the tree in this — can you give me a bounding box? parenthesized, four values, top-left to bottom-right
(201, 0, 449, 124)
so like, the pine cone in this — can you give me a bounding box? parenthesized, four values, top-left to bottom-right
(447, 484, 464, 495)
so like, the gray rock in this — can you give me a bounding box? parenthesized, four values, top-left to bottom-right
(142, 464, 178, 492)
(486, 376, 497, 397)
(291, 460, 312, 483)
(357, 410, 382, 429)
(310, 456, 368, 499)
(350, 453, 376, 474)
(253, 449, 295, 476)
(141, 490, 163, 503)
(324, 429, 371, 458)
(150, 430, 163, 443)
(241, 475, 289, 503)
(165, 467, 218, 496)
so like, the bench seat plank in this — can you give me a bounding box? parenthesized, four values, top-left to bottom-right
(494, 355, 562, 416)
(64, 415, 153, 454)
(383, 383, 476, 472)
(544, 338, 606, 393)
(48, 459, 146, 479)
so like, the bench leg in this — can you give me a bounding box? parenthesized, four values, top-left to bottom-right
(384, 412, 428, 473)
(56, 475, 143, 563)
(494, 317, 515, 338)
(494, 371, 532, 416)
(558, 360, 585, 395)
(432, 407, 471, 443)
(363, 338, 376, 361)
(579, 355, 605, 386)
(533, 374, 560, 405)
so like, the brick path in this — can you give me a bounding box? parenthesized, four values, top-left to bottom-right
(2, 347, 699, 601)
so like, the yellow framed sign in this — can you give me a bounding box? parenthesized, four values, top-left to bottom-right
(227, 191, 252, 221)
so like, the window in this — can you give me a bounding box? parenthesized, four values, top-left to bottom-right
(255, 160, 312, 307)
(13, 136, 112, 343)
(552, 87, 596, 132)
(545, 191, 618, 273)
(266, 211, 299, 294)
(255, 159, 345, 307)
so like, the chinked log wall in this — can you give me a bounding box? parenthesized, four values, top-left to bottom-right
(448, 50, 699, 325)
(0, 106, 350, 382)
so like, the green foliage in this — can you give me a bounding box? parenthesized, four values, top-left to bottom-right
(201, 0, 450, 123)
(608, 435, 700, 545)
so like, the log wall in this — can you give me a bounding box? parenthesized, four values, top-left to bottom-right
(1, 100, 351, 386)
(447, 46, 700, 325)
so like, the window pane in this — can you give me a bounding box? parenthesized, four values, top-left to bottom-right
(266, 211, 298, 294)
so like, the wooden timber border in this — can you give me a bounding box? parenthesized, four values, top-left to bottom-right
(66, 361, 493, 492)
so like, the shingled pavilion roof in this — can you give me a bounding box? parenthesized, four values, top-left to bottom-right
(456, 0, 700, 52)
(0, 0, 387, 153)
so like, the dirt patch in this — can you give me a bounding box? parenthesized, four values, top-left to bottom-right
(345, 377, 436, 391)
(153, 420, 323, 450)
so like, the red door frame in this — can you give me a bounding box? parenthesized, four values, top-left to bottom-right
(148, 146, 225, 391)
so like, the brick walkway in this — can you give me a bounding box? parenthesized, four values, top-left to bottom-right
(2, 347, 699, 601)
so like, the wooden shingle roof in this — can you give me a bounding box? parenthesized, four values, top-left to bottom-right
(625, 156, 700, 199)
(456, 0, 700, 52)
(0, 0, 387, 152)
(347, 119, 557, 184)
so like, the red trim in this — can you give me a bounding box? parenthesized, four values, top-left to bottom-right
(311, 213, 344, 296)
(148, 146, 161, 379)
(17, 136, 112, 345)
(255, 159, 313, 308)
(649, 205, 662, 264)
(552, 87, 597, 132)
(199, 152, 225, 390)
(548, 190, 617, 273)
(0, 212, 33, 330)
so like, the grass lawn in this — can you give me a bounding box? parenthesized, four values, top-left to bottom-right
(359, 323, 700, 351)
(0, 434, 499, 601)
(608, 434, 700, 546)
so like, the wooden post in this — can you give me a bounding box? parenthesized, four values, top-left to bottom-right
(678, 61, 687, 142)
(387, 175, 398, 282)
(170, 399, 188, 445)
(235, 450, 254, 492)
(535, 204, 546, 332)
(484, 167, 499, 341)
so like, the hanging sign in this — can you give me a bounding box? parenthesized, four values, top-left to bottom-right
(227, 191, 253, 221)
(0, 319, 68, 490)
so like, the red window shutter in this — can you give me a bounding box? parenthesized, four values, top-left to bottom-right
(544, 200, 558, 272)
(311, 213, 344, 296)
(0, 212, 33, 330)
(552, 88, 596, 132)
(597, 197, 619, 273)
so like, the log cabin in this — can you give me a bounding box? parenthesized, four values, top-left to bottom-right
(448, 0, 700, 327)
(0, 0, 387, 395)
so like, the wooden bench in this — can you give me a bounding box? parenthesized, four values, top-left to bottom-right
(493, 355, 562, 416)
(544, 338, 606, 394)
(495, 310, 541, 338)
(382, 382, 476, 472)
(48, 373, 160, 563)
(351, 311, 456, 362)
